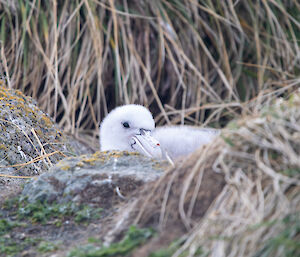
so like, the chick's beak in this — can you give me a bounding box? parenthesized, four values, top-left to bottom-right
(130, 129, 162, 158)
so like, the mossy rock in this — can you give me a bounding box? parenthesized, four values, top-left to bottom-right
(22, 151, 167, 208)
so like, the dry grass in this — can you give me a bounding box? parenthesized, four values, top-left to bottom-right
(116, 92, 299, 257)
(0, 0, 299, 150)
(172, 94, 300, 257)
(0, 2, 299, 255)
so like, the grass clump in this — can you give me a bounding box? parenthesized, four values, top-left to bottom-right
(114, 93, 300, 257)
(68, 225, 154, 257)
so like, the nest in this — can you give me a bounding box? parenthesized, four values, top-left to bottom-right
(119, 92, 300, 257)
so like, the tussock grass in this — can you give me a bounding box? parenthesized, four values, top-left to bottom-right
(120, 92, 299, 257)
(0, 1, 299, 149)
(0, 2, 299, 256)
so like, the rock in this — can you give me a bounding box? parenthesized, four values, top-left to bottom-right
(0, 84, 93, 187)
(22, 151, 167, 208)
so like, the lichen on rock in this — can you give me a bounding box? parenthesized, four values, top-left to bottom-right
(22, 151, 167, 209)
(0, 83, 92, 186)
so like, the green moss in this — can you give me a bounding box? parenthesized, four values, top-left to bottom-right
(0, 219, 25, 236)
(0, 195, 103, 255)
(3, 196, 102, 225)
(0, 236, 40, 256)
(3, 196, 19, 210)
(281, 168, 300, 177)
(0, 236, 25, 256)
(17, 200, 102, 224)
(37, 241, 60, 253)
(68, 225, 154, 257)
(254, 214, 300, 257)
(74, 206, 102, 224)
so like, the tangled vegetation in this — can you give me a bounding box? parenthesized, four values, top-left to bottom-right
(120, 92, 300, 257)
(0, 1, 299, 256)
(0, 0, 299, 148)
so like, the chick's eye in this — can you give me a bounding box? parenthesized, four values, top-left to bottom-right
(122, 122, 130, 128)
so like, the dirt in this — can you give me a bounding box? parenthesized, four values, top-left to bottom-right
(0, 142, 226, 257)
(0, 156, 225, 257)
(0, 183, 119, 257)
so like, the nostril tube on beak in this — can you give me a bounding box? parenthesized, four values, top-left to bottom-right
(139, 128, 151, 136)
(131, 129, 162, 159)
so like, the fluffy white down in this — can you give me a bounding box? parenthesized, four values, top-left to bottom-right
(153, 126, 219, 158)
(100, 104, 219, 158)
(100, 104, 155, 151)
